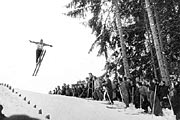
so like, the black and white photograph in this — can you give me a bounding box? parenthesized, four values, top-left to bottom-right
(0, 0, 179, 120)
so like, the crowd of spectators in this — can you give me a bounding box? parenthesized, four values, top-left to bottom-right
(48, 73, 180, 119)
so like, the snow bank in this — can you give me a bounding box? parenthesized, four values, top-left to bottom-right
(0, 84, 176, 120)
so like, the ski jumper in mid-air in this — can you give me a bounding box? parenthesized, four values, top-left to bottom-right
(29, 39, 53, 63)
(30, 39, 53, 76)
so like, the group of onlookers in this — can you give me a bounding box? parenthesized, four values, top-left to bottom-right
(49, 73, 180, 120)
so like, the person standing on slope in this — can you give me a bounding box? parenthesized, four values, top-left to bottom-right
(29, 39, 53, 64)
(102, 74, 114, 104)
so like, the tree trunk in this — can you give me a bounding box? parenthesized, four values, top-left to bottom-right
(153, 5, 170, 85)
(144, 14, 158, 80)
(145, 0, 169, 85)
(113, 0, 131, 79)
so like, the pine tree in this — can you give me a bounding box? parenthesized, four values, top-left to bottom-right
(66, 0, 131, 78)
(112, 0, 130, 79)
(145, 0, 169, 84)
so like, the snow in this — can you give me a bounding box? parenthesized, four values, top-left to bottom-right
(0, 84, 176, 120)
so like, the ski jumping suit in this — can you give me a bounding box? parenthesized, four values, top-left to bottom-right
(36, 43, 43, 63)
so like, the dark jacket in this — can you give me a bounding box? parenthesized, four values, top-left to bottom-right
(102, 78, 112, 91)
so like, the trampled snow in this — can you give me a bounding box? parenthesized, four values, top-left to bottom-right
(0, 84, 176, 120)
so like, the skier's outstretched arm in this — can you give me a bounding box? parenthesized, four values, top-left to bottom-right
(29, 40, 39, 44)
(43, 43, 53, 47)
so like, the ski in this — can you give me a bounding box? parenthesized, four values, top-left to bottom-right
(32, 62, 39, 76)
(32, 50, 43, 76)
(106, 105, 126, 110)
(34, 50, 46, 76)
(106, 105, 118, 109)
(32, 50, 46, 76)
(124, 111, 152, 115)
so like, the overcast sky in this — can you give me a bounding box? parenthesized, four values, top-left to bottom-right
(0, 0, 105, 93)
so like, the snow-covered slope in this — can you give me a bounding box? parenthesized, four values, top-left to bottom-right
(0, 84, 176, 120)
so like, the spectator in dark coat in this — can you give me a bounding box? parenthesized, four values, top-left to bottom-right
(102, 75, 114, 104)
(158, 81, 169, 108)
(134, 82, 141, 109)
(61, 84, 66, 95)
(86, 74, 94, 98)
(112, 79, 122, 101)
(171, 81, 180, 120)
(65, 85, 72, 96)
(149, 79, 163, 116)
(138, 82, 151, 113)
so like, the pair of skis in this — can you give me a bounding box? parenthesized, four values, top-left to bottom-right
(32, 50, 46, 76)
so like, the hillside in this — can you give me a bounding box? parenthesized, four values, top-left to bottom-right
(0, 84, 176, 120)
